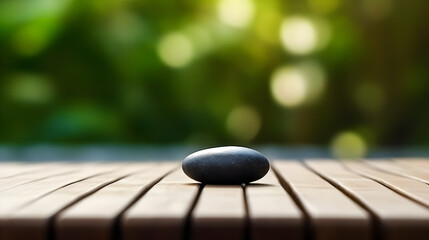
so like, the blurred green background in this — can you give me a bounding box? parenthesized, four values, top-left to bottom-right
(0, 0, 428, 158)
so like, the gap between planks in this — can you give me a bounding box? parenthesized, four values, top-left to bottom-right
(2, 159, 429, 240)
(305, 159, 429, 240)
(343, 160, 429, 209)
(273, 160, 371, 240)
(55, 162, 178, 240)
(0, 162, 157, 240)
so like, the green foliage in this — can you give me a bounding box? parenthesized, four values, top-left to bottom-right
(0, 0, 428, 148)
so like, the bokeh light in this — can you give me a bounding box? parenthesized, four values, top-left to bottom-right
(217, 0, 255, 28)
(0, 0, 428, 147)
(331, 131, 367, 159)
(279, 15, 331, 55)
(226, 106, 261, 141)
(280, 16, 318, 55)
(297, 61, 327, 103)
(185, 24, 215, 54)
(270, 61, 326, 108)
(4, 73, 54, 104)
(271, 67, 307, 107)
(157, 32, 194, 68)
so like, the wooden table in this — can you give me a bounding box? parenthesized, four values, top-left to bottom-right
(0, 159, 429, 240)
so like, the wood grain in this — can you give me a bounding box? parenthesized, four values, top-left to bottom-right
(0, 163, 79, 192)
(394, 158, 429, 172)
(0, 163, 152, 240)
(273, 161, 371, 240)
(344, 161, 429, 208)
(122, 168, 200, 240)
(190, 185, 245, 240)
(0, 163, 114, 215)
(306, 159, 429, 240)
(1, 159, 429, 240)
(55, 162, 177, 240)
(246, 169, 303, 240)
(0, 163, 124, 240)
(0, 162, 48, 179)
(366, 160, 429, 184)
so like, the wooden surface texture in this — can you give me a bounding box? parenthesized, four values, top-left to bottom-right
(1, 158, 429, 240)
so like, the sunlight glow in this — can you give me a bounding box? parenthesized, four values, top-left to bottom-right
(298, 61, 326, 103)
(271, 67, 307, 107)
(217, 0, 255, 28)
(270, 61, 327, 108)
(157, 32, 194, 68)
(280, 16, 318, 55)
(331, 131, 367, 159)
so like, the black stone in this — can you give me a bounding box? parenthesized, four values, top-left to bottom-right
(182, 146, 270, 184)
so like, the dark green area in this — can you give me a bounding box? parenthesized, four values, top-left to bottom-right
(0, 0, 428, 149)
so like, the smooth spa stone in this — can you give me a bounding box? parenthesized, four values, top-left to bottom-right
(182, 146, 270, 184)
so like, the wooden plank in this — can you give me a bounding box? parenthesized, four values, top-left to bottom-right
(394, 158, 429, 173)
(190, 185, 245, 240)
(0, 163, 79, 192)
(366, 160, 429, 184)
(0, 162, 34, 179)
(344, 161, 429, 208)
(0, 163, 153, 240)
(246, 169, 303, 240)
(0, 164, 116, 215)
(122, 168, 200, 240)
(273, 161, 370, 240)
(0, 162, 135, 192)
(306, 159, 429, 240)
(55, 162, 178, 240)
